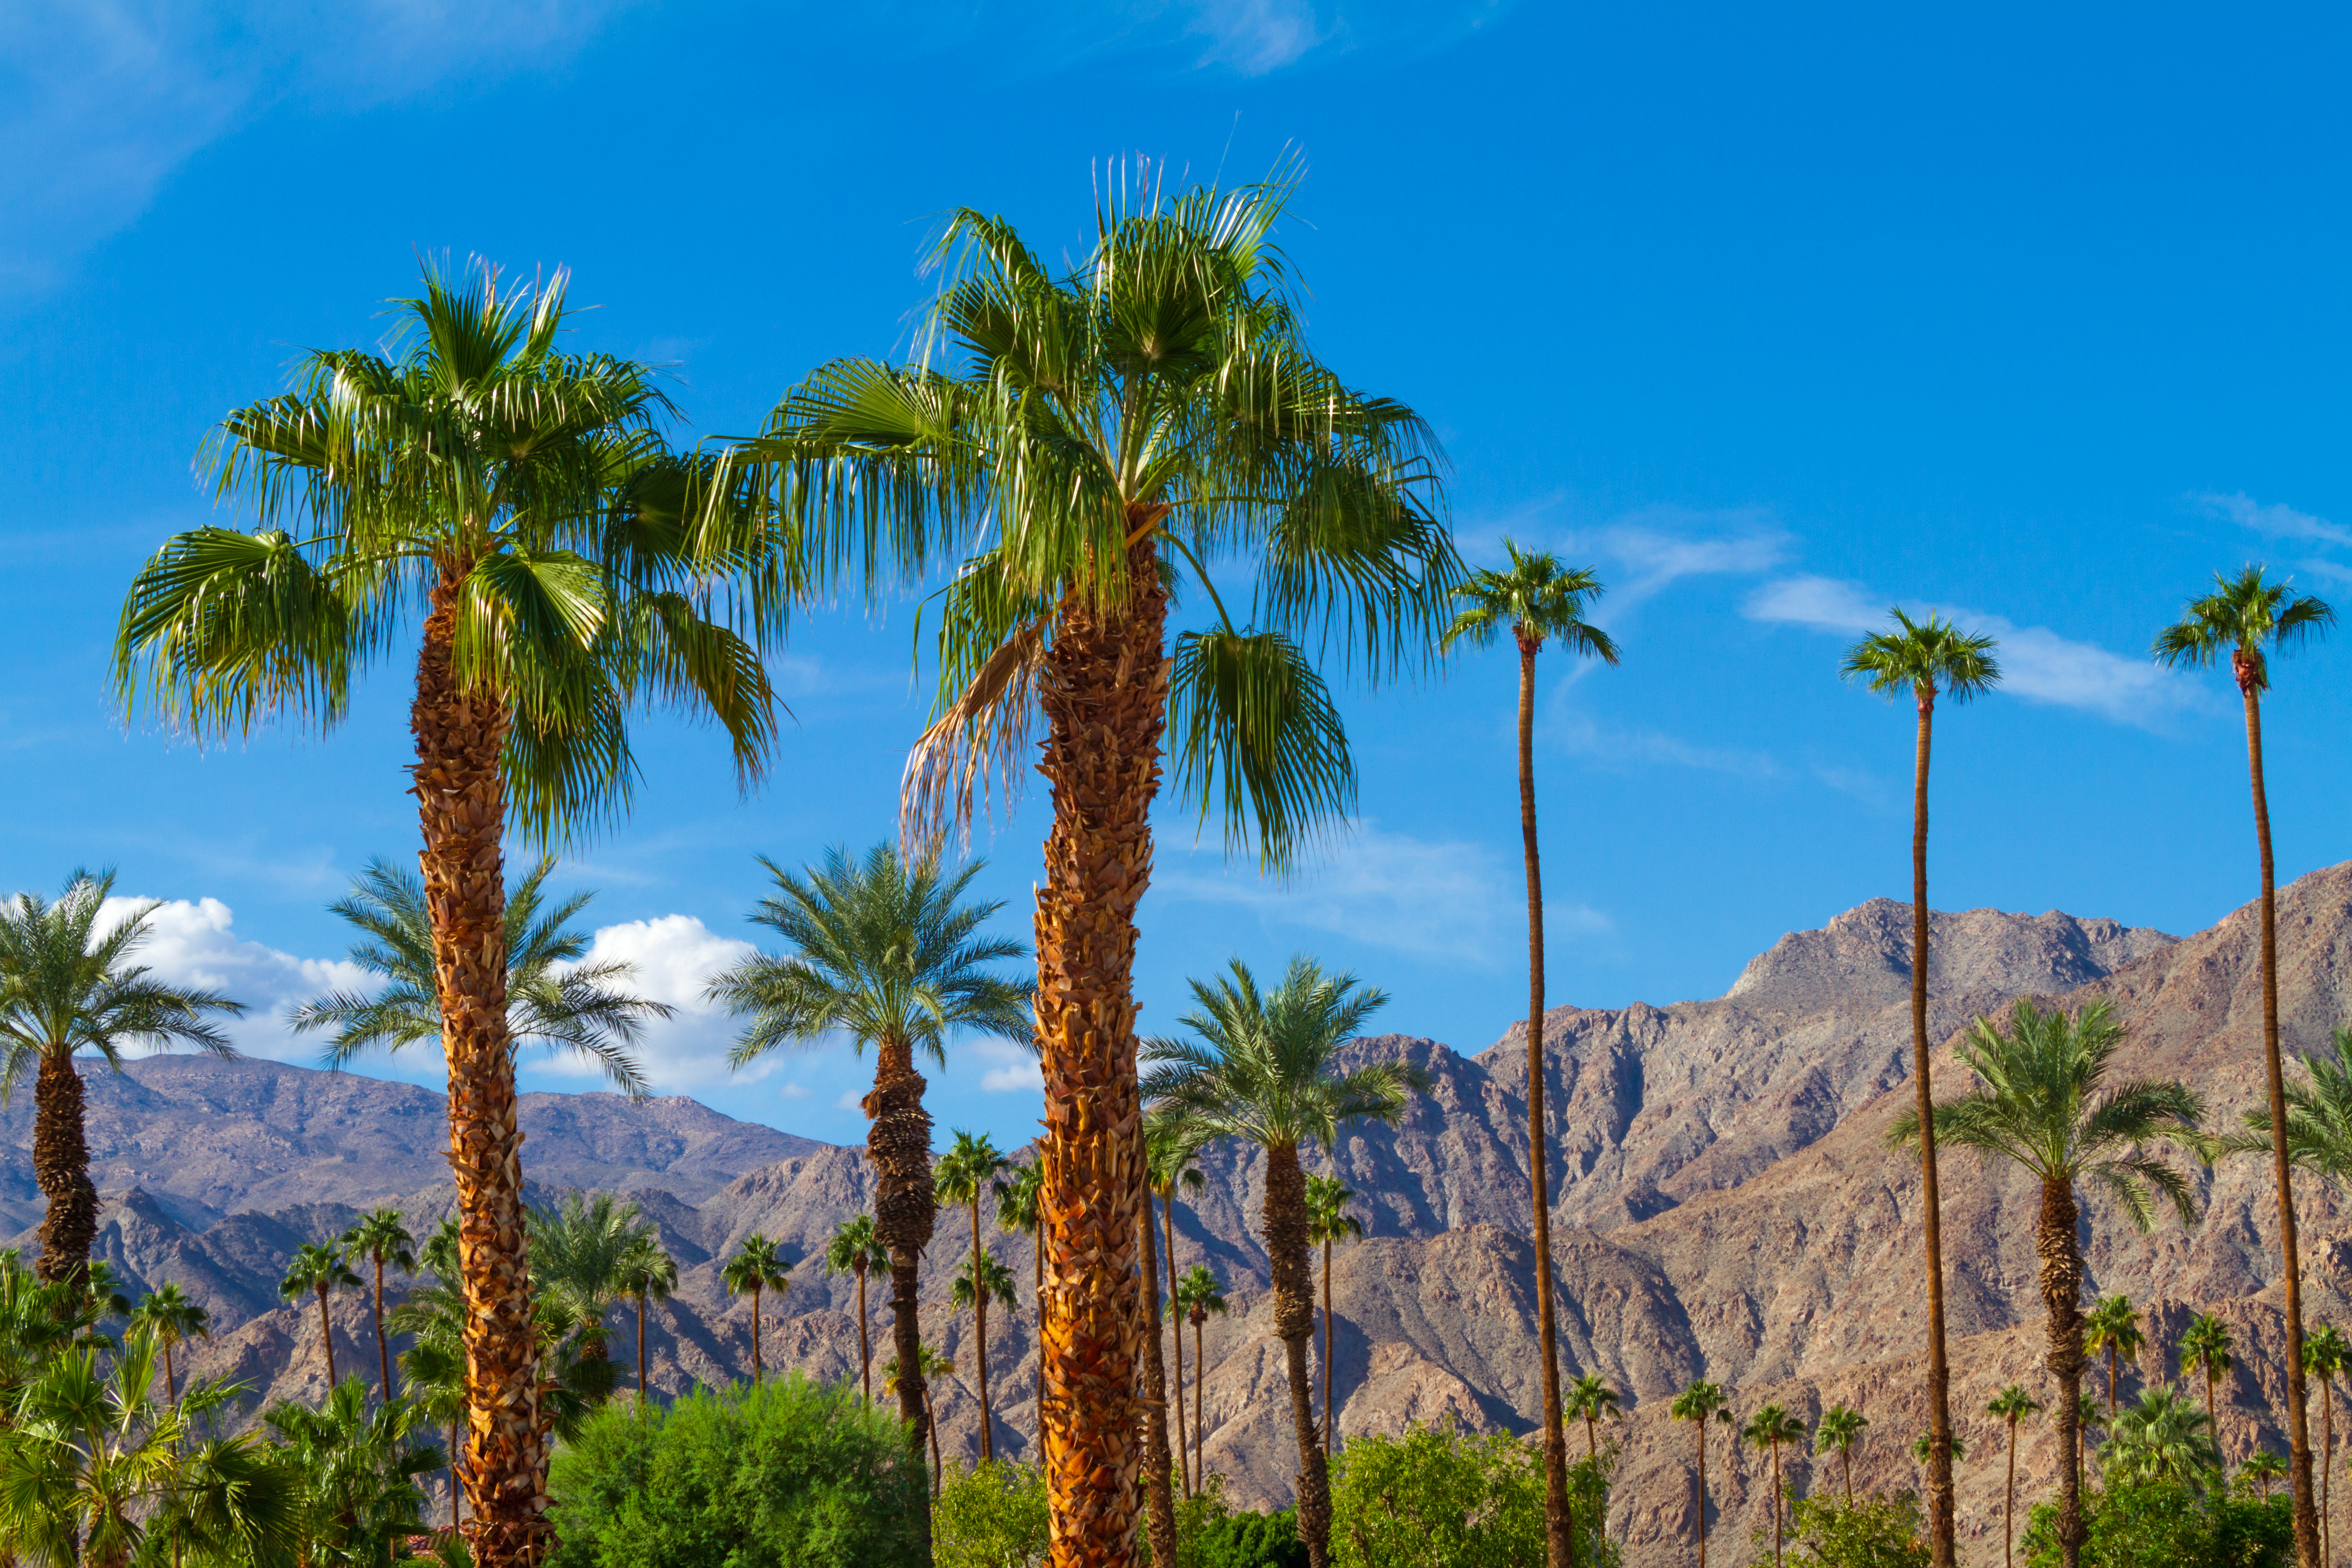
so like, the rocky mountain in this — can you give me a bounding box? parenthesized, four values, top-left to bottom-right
(16, 872, 2351, 1566)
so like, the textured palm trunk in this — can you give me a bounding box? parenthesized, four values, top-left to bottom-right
(926, 1388, 941, 1490)
(1320, 1236, 1337, 1458)
(31, 1054, 97, 1289)
(1034, 529, 1168, 1568)
(412, 561, 544, 1568)
(969, 1200, 994, 1462)
(2240, 667, 2323, 1568)
(1906, 687, 1957, 1568)
(315, 1286, 338, 1385)
(1840, 1447, 1852, 1504)
(2204, 1364, 2216, 1441)
(863, 1030, 935, 1554)
(1266, 1144, 1333, 1568)
(1695, 1419, 1710, 1568)
(2040, 1176, 2086, 1568)
(1193, 1309, 1207, 1488)
(635, 1292, 649, 1402)
(163, 1341, 179, 1404)
(1164, 1194, 1190, 1498)
(854, 1262, 871, 1405)
(1514, 632, 1575, 1568)
(373, 1256, 394, 1401)
(749, 1283, 763, 1382)
(2324, 1382, 2334, 1566)
(1770, 1438, 1784, 1566)
(1138, 1191, 1177, 1565)
(2003, 1417, 2018, 1568)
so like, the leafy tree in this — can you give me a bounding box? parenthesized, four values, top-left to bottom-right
(1817, 1405, 1870, 1503)
(823, 1214, 890, 1405)
(532, 1191, 657, 1363)
(1742, 1402, 1809, 1567)
(117, 260, 785, 1568)
(933, 1460, 1052, 1568)
(2104, 1386, 2221, 1488)
(1326, 1420, 1615, 1568)
(2083, 1296, 2145, 1424)
(721, 1235, 790, 1383)
(0, 871, 242, 1287)
(885, 1344, 953, 1491)
(1303, 1173, 1364, 1464)
(710, 841, 1030, 1548)
(994, 1160, 1045, 1305)
(1192, 1507, 1311, 1568)
(1146, 958, 1431, 1568)
(731, 164, 1458, 1568)
(2022, 1477, 2292, 1568)
(1564, 1374, 1622, 1465)
(935, 1131, 1011, 1465)
(342, 1207, 417, 1401)
(1784, 1491, 1931, 1568)
(266, 1374, 446, 1566)
(1175, 1264, 1231, 1494)
(2181, 1313, 2236, 1442)
(2242, 1450, 2289, 1501)
(129, 1280, 210, 1405)
(283, 1241, 364, 1387)
(1445, 540, 1617, 1568)
(616, 1233, 678, 1407)
(1890, 997, 2203, 1568)
(1842, 607, 2000, 1568)
(1989, 1384, 2045, 1568)
(1670, 1380, 1735, 1568)
(950, 1250, 1020, 1464)
(2154, 562, 2335, 1566)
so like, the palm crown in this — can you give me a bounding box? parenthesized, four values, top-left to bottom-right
(935, 1130, 1010, 1211)
(720, 1235, 789, 1301)
(1989, 1384, 2044, 1424)
(2224, 1032, 2352, 1180)
(1741, 1402, 1808, 1450)
(1840, 607, 2001, 704)
(1672, 1380, 1731, 1424)
(2102, 1387, 2218, 1484)
(2084, 1296, 2146, 1368)
(1174, 1265, 1228, 1322)
(342, 1209, 417, 1277)
(2180, 1313, 2234, 1379)
(617, 1236, 678, 1306)
(293, 857, 671, 1096)
(953, 1252, 1018, 1313)
(532, 1192, 656, 1333)
(1442, 541, 1619, 663)
(1304, 1174, 1363, 1248)
(1818, 1404, 1867, 1452)
(2152, 564, 2334, 694)
(822, 1214, 889, 1280)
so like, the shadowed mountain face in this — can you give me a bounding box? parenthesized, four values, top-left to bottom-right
(21, 873, 2352, 1564)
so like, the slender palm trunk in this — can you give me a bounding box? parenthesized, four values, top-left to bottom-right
(373, 1255, 393, 1402)
(864, 1030, 935, 1556)
(1696, 1419, 1710, 1568)
(1138, 1191, 1177, 1565)
(2041, 1177, 2087, 1568)
(2004, 1417, 2019, 1568)
(163, 1341, 178, 1404)
(636, 1290, 649, 1402)
(1842, 1447, 1853, 1505)
(2205, 1364, 2217, 1443)
(1194, 1310, 1207, 1489)
(1033, 528, 1168, 1568)
(31, 1054, 97, 1290)
(1320, 1235, 1337, 1458)
(1165, 1194, 1190, 1497)
(315, 1285, 337, 1385)
(855, 1262, 872, 1405)
(2324, 1380, 2335, 1567)
(1770, 1437, 1784, 1567)
(969, 1199, 993, 1461)
(1906, 687, 1957, 1568)
(749, 1282, 763, 1382)
(1266, 1143, 1333, 1568)
(414, 561, 543, 1568)
(927, 1388, 942, 1491)
(2106, 1347, 2118, 1423)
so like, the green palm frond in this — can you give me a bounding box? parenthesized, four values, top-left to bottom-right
(1442, 541, 1620, 664)
(1841, 607, 2001, 703)
(951, 1251, 1018, 1313)
(2152, 564, 2334, 689)
(531, 1191, 656, 1323)
(1167, 626, 1355, 869)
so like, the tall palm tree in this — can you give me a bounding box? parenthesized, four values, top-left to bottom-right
(2103, 1385, 2221, 1486)
(1671, 1380, 1734, 1568)
(1565, 1373, 1622, 1463)
(342, 1207, 417, 1401)
(935, 1130, 1011, 1465)
(1145, 957, 1431, 1568)
(885, 1344, 953, 1491)
(1842, 607, 2000, 1568)
(1145, 1113, 1207, 1501)
(951, 1249, 1020, 1462)
(2084, 1295, 2146, 1424)
(709, 841, 1030, 1537)
(0, 872, 243, 1288)
(1303, 1172, 1364, 1461)
(1741, 1402, 1808, 1568)
(294, 857, 672, 1096)
(823, 1214, 890, 1405)
(282, 1241, 363, 1386)
(2305, 1323, 2348, 1561)
(1175, 1263, 1230, 1491)
(531, 1191, 654, 1364)
(1818, 1404, 1868, 1503)
(2155, 563, 2334, 1567)
(996, 1160, 1045, 1304)
(2181, 1313, 2236, 1442)
(732, 166, 1459, 1567)
(117, 260, 784, 1568)
(2246, 1449, 2289, 1500)
(1890, 997, 2204, 1568)
(721, 1234, 790, 1383)
(1444, 540, 1618, 1568)
(615, 1234, 676, 1407)
(130, 1282, 210, 1404)
(1988, 1384, 2044, 1568)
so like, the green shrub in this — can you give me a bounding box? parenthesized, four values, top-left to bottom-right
(2020, 1478, 2292, 1568)
(545, 1375, 926, 1568)
(935, 1460, 1052, 1568)
(1327, 1421, 1616, 1568)
(1187, 1506, 1307, 1568)
(1784, 1492, 1931, 1568)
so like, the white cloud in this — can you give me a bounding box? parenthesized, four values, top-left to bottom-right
(1183, 0, 1326, 72)
(1743, 574, 1882, 633)
(93, 895, 370, 1063)
(1548, 707, 1781, 779)
(835, 1088, 864, 1112)
(535, 915, 759, 1094)
(1596, 507, 1791, 613)
(1160, 820, 1610, 965)
(2197, 491, 2352, 550)
(975, 1040, 1045, 1094)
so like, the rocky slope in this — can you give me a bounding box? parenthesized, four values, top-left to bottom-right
(20, 874, 2352, 1565)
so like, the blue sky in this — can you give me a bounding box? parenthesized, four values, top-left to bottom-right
(3, 0, 2349, 1154)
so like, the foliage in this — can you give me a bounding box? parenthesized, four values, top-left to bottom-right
(1840, 608, 2001, 704)
(1186, 1506, 1308, 1568)
(933, 1459, 1051, 1568)
(1784, 1492, 1932, 1568)
(547, 1374, 926, 1568)
(2103, 1386, 2221, 1485)
(2021, 1478, 2293, 1568)
(531, 1190, 658, 1346)
(1442, 542, 1619, 665)
(1326, 1419, 1617, 1568)
(263, 1374, 444, 1567)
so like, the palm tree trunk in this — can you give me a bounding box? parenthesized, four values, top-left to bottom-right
(749, 1282, 762, 1382)
(31, 1053, 97, 1290)
(2324, 1381, 2334, 1567)
(863, 1031, 936, 1556)
(317, 1285, 337, 1385)
(636, 1291, 648, 1402)
(1137, 1193, 1177, 1566)
(2205, 1364, 2216, 1444)
(1696, 1418, 1709, 1568)
(2005, 1417, 2018, 1568)
(1908, 687, 1957, 1568)
(1165, 1194, 1189, 1498)
(1033, 528, 1169, 1568)
(163, 1340, 178, 1405)
(374, 1255, 393, 1402)
(926, 1388, 942, 1491)
(2242, 674, 2324, 1568)
(969, 1198, 993, 1462)
(2107, 1347, 2118, 1423)
(856, 1263, 872, 1405)
(414, 560, 543, 1568)
(2040, 1176, 2087, 1568)
(1320, 1235, 1336, 1459)
(1842, 1447, 1852, 1505)
(1513, 632, 1576, 1568)
(1771, 1437, 1784, 1567)
(1194, 1312, 1207, 1489)
(1266, 1143, 1333, 1568)
(451, 1419, 462, 1531)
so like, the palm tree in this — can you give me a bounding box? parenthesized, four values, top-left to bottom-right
(1818, 1403, 1868, 1503)
(709, 842, 1030, 1531)
(342, 1207, 417, 1401)
(282, 1241, 363, 1387)
(1444, 540, 1618, 1568)
(2104, 1385, 2221, 1487)
(1565, 1373, 1622, 1463)
(1741, 1402, 1809, 1568)
(2246, 1449, 2289, 1500)
(885, 1344, 953, 1491)
(721, 1234, 790, 1383)
(1890, 997, 2204, 1568)
(2306, 1323, 2348, 1560)
(294, 857, 673, 1096)
(823, 1214, 890, 1404)
(1145, 1112, 1208, 1502)
(266, 1377, 447, 1565)
(995, 1160, 1045, 1306)
(935, 1130, 1010, 1464)
(2084, 1295, 2146, 1424)
(2181, 1313, 2236, 1444)
(1175, 1263, 1230, 1491)
(117, 261, 784, 1568)
(130, 1281, 210, 1405)
(950, 1250, 1019, 1461)
(2155, 563, 2334, 1564)
(1988, 1384, 2044, 1568)
(0, 872, 243, 1288)
(1842, 607, 2000, 1568)
(615, 1234, 677, 1407)
(732, 166, 1458, 1566)
(1303, 1172, 1364, 1462)
(1145, 957, 1431, 1568)
(1671, 1380, 1734, 1568)
(531, 1191, 655, 1364)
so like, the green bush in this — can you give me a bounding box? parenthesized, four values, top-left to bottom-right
(934, 1460, 1052, 1568)
(545, 1375, 926, 1568)
(1187, 1506, 1307, 1568)
(2020, 1478, 2292, 1568)
(1327, 1421, 1616, 1568)
(1783, 1492, 1930, 1568)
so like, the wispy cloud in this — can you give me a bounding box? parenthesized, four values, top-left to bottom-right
(1594, 506, 1791, 614)
(2196, 491, 2352, 550)
(95, 894, 368, 1063)
(1548, 705, 1781, 779)
(1183, 0, 1327, 71)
